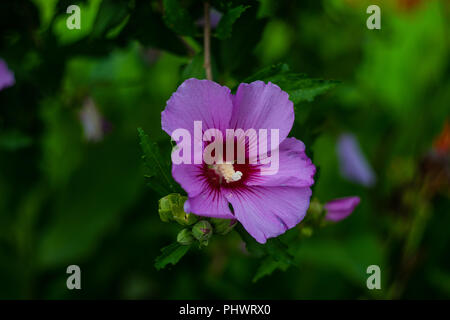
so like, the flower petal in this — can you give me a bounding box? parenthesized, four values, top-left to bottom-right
(247, 137, 316, 187)
(161, 78, 233, 136)
(186, 188, 234, 219)
(230, 81, 294, 148)
(0, 59, 15, 91)
(324, 196, 360, 222)
(225, 186, 312, 243)
(172, 161, 234, 219)
(172, 163, 205, 198)
(337, 133, 376, 187)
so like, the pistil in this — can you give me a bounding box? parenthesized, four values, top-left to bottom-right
(212, 163, 243, 183)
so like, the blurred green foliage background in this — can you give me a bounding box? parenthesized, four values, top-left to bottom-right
(0, 0, 449, 299)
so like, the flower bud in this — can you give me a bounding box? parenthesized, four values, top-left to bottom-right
(210, 218, 237, 235)
(192, 220, 213, 242)
(324, 196, 360, 222)
(300, 226, 313, 237)
(158, 194, 175, 222)
(307, 198, 323, 218)
(158, 194, 198, 225)
(173, 208, 198, 226)
(177, 229, 195, 245)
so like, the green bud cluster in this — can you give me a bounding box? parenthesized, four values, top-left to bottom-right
(210, 218, 237, 235)
(160, 194, 238, 247)
(192, 220, 213, 246)
(158, 193, 198, 225)
(177, 228, 195, 245)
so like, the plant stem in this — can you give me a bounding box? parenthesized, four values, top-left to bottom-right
(203, 1, 212, 80)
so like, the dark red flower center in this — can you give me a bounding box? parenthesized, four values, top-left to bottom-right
(201, 137, 261, 190)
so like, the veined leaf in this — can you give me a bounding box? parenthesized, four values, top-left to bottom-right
(265, 238, 296, 266)
(181, 53, 206, 81)
(243, 63, 339, 104)
(163, 0, 197, 37)
(253, 257, 290, 283)
(137, 128, 177, 195)
(220, 6, 267, 73)
(242, 63, 290, 83)
(215, 5, 249, 39)
(273, 76, 339, 104)
(154, 242, 191, 270)
(236, 224, 296, 266)
(117, 1, 189, 56)
(91, 0, 130, 38)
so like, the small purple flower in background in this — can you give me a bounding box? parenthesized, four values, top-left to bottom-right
(196, 8, 222, 29)
(324, 196, 360, 222)
(0, 59, 15, 91)
(337, 133, 376, 187)
(161, 79, 316, 244)
(79, 97, 111, 143)
(141, 48, 161, 66)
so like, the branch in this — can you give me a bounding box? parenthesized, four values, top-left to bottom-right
(203, 1, 213, 80)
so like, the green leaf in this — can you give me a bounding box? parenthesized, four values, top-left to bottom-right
(273, 76, 339, 104)
(163, 0, 197, 37)
(220, 6, 267, 74)
(117, 1, 189, 56)
(215, 5, 249, 39)
(236, 224, 296, 265)
(291, 235, 384, 285)
(265, 238, 296, 266)
(181, 53, 206, 81)
(181, 51, 219, 81)
(154, 242, 191, 270)
(243, 63, 339, 104)
(236, 225, 297, 282)
(0, 130, 32, 151)
(137, 128, 177, 195)
(242, 63, 290, 83)
(236, 224, 265, 258)
(40, 98, 83, 187)
(253, 257, 290, 282)
(91, 0, 130, 38)
(211, 0, 249, 9)
(428, 268, 450, 296)
(37, 139, 143, 268)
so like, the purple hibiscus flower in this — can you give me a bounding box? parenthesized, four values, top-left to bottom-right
(0, 59, 15, 91)
(336, 133, 376, 187)
(324, 196, 360, 222)
(161, 79, 316, 243)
